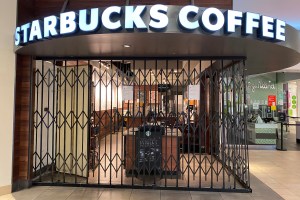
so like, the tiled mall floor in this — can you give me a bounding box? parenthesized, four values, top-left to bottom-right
(1, 131, 300, 200)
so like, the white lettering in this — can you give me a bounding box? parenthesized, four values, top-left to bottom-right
(125, 6, 147, 30)
(149, 5, 168, 30)
(60, 11, 77, 34)
(44, 16, 58, 38)
(226, 10, 242, 33)
(178, 5, 199, 30)
(276, 19, 286, 41)
(202, 8, 225, 32)
(15, 27, 21, 46)
(102, 6, 122, 30)
(29, 20, 43, 42)
(244, 12, 260, 35)
(261, 16, 274, 39)
(13, 5, 287, 46)
(79, 8, 100, 32)
(21, 23, 31, 43)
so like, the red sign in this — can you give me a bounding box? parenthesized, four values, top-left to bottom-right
(268, 95, 276, 106)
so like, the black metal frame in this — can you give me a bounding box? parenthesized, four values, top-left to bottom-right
(30, 57, 251, 192)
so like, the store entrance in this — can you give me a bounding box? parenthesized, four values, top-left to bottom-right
(31, 58, 250, 192)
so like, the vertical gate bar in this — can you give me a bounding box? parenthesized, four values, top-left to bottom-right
(81, 62, 85, 178)
(176, 59, 179, 188)
(57, 65, 62, 182)
(140, 60, 145, 187)
(232, 60, 237, 189)
(155, 60, 158, 125)
(98, 60, 102, 185)
(63, 60, 67, 183)
(181, 60, 185, 181)
(131, 59, 136, 187)
(221, 60, 225, 189)
(210, 60, 213, 189)
(121, 60, 125, 186)
(39, 60, 45, 181)
(225, 61, 230, 185)
(28, 57, 34, 183)
(193, 61, 196, 181)
(109, 60, 113, 186)
(87, 60, 92, 184)
(115, 61, 119, 180)
(170, 60, 174, 181)
(56, 65, 60, 182)
(187, 59, 191, 188)
(104, 62, 107, 178)
(70, 66, 74, 178)
(150, 60, 156, 186)
(216, 62, 219, 183)
(198, 60, 202, 189)
(118, 60, 122, 185)
(34, 67, 38, 178)
(244, 59, 250, 188)
(143, 60, 147, 186)
(154, 60, 158, 185)
(164, 59, 168, 187)
(204, 69, 207, 182)
(236, 61, 241, 181)
(75, 60, 79, 184)
(51, 60, 56, 183)
(239, 61, 243, 181)
(46, 61, 50, 175)
(159, 60, 163, 184)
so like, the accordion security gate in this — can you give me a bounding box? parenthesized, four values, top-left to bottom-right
(31, 58, 251, 192)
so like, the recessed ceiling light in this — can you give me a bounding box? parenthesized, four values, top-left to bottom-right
(123, 44, 131, 48)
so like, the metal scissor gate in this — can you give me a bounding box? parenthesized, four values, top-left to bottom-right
(30, 57, 251, 192)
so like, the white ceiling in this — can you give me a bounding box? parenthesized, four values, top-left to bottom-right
(233, 0, 300, 30)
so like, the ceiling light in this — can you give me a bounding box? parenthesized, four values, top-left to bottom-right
(123, 44, 131, 48)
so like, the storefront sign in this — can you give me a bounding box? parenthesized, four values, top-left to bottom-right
(247, 81, 276, 92)
(268, 95, 276, 106)
(14, 5, 286, 46)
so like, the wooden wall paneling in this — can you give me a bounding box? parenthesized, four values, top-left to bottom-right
(12, 55, 35, 191)
(17, 0, 35, 25)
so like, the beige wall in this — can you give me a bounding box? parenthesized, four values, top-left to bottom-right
(0, 0, 17, 195)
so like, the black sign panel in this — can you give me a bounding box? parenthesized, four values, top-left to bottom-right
(278, 112, 286, 122)
(158, 84, 171, 92)
(135, 126, 163, 174)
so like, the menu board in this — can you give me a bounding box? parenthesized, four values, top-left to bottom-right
(122, 86, 133, 101)
(188, 85, 200, 100)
